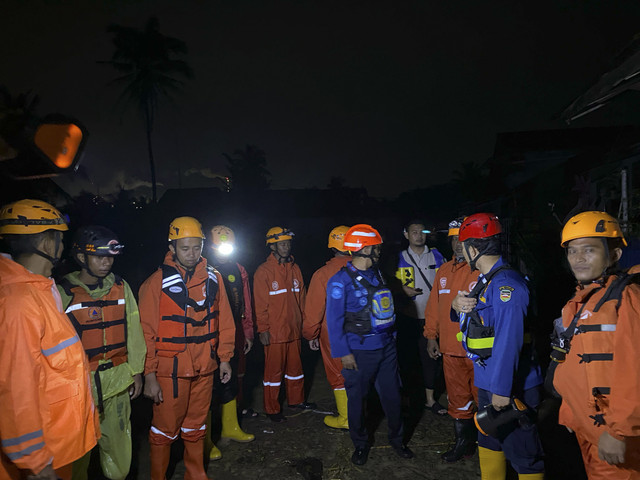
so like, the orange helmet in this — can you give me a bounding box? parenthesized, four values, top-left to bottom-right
(328, 225, 350, 251)
(448, 218, 463, 237)
(342, 224, 382, 252)
(211, 225, 235, 255)
(266, 226, 294, 245)
(168, 217, 205, 241)
(0, 199, 68, 235)
(561, 211, 626, 247)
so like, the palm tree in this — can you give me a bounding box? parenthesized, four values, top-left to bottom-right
(223, 144, 271, 192)
(0, 85, 40, 160)
(101, 17, 193, 203)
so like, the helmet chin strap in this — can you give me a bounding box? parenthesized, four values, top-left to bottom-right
(30, 233, 63, 269)
(464, 243, 480, 271)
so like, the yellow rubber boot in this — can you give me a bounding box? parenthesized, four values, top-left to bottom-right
(324, 389, 349, 429)
(478, 446, 507, 480)
(220, 398, 255, 442)
(518, 474, 544, 479)
(204, 411, 222, 461)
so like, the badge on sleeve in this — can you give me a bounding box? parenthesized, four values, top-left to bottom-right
(330, 282, 344, 300)
(499, 286, 514, 302)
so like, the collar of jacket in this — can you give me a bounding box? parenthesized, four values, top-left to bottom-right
(266, 252, 295, 266)
(163, 251, 208, 284)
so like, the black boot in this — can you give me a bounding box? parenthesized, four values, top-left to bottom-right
(441, 418, 476, 463)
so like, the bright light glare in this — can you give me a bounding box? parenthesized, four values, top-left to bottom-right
(421, 229, 431, 234)
(218, 243, 234, 256)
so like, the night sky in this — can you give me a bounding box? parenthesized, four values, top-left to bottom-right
(4, 0, 640, 199)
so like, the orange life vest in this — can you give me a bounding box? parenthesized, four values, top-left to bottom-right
(60, 277, 128, 371)
(157, 265, 220, 357)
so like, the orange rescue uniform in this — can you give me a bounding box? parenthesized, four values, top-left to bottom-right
(303, 255, 350, 390)
(424, 258, 479, 419)
(0, 254, 99, 479)
(139, 253, 235, 449)
(254, 253, 306, 413)
(554, 275, 640, 479)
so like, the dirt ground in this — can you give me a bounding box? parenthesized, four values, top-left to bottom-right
(114, 345, 586, 480)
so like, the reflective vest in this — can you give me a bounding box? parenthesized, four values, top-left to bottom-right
(343, 264, 395, 337)
(156, 265, 220, 356)
(60, 276, 128, 370)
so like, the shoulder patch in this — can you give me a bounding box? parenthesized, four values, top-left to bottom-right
(329, 282, 344, 300)
(499, 286, 514, 302)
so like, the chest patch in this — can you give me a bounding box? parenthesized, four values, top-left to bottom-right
(469, 281, 477, 291)
(440, 277, 447, 288)
(272, 281, 279, 290)
(227, 274, 236, 283)
(499, 286, 514, 302)
(88, 307, 101, 320)
(169, 286, 183, 294)
(293, 278, 300, 288)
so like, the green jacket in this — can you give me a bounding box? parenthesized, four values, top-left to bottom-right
(58, 271, 146, 402)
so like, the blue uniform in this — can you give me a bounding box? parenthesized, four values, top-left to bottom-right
(326, 262, 404, 449)
(460, 257, 544, 474)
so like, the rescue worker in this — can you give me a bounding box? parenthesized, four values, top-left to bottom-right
(139, 217, 236, 480)
(303, 225, 351, 429)
(453, 213, 544, 479)
(552, 211, 640, 478)
(0, 199, 99, 480)
(57, 226, 146, 480)
(395, 219, 446, 414)
(424, 218, 480, 462)
(326, 224, 414, 465)
(206, 225, 255, 461)
(254, 226, 314, 422)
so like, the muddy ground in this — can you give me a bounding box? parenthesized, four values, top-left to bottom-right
(99, 345, 588, 480)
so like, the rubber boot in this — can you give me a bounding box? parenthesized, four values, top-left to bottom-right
(518, 474, 544, 479)
(441, 418, 476, 462)
(478, 446, 507, 480)
(220, 398, 255, 442)
(183, 438, 211, 480)
(324, 389, 349, 429)
(204, 411, 222, 460)
(150, 443, 171, 480)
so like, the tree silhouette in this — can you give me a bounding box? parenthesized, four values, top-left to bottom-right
(0, 86, 40, 160)
(223, 144, 271, 192)
(452, 159, 490, 203)
(101, 17, 193, 203)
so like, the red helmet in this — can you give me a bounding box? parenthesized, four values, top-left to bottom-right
(342, 224, 382, 252)
(458, 213, 502, 241)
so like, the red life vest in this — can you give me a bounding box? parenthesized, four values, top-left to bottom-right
(156, 265, 220, 357)
(61, 277, 128, 371)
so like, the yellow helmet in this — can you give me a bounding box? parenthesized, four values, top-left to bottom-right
(266, 226, 294, 245)
(561, 211, 627, 247)
(328, 225, 350, 251)
(168, 217, 205, 241)
(0, 199, 68, 235)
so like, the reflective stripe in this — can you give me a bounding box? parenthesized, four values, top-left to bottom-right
(351, 230, 377, 237)
(162, 277, 183, 288)
(5, 442, 45, 461)
(208, 272, 218, 283)
(343, 241, 361, 248)
(2, 430, 43, 447)
(263, 381, 282, 386)
(150, 426, 179, 440)
(181, 424, 206, 433)
(162, 273, 182, 283)
(456, 401, 473, 411)
(269, 289, 287, 296)
(601, 324, 616, 332)
(466, 336, 494, 350)
(291, 288, 300, 292)
(334, 387, 346, 391)
(41, 336, 80, 356)
(439, 289, 450, 294)
(284, 374, 304, 381)
(66, 298, 126, 314)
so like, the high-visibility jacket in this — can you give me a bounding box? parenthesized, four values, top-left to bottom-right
(303, 255, 350, 346)
(139, 252, 235, 378)
(424, 257, 479, 356)
(554, 273, 640, 447)
(57, 271, 146, 408)
(254, 253, 306, 343)
(0, 254, 98, 476)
